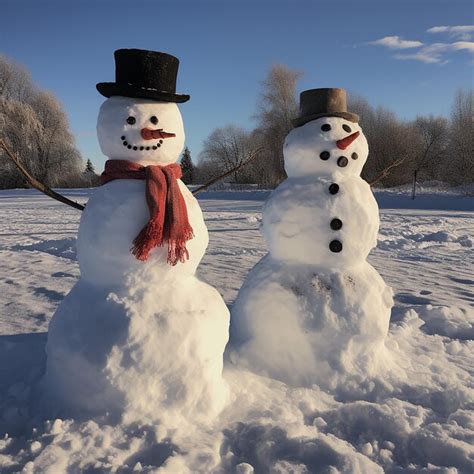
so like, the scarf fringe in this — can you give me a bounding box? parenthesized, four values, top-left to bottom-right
(131, 221, 164, 262)
(167, 227, 194, 266)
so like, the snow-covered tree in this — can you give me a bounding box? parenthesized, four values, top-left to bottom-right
(0, 55, 82, 189)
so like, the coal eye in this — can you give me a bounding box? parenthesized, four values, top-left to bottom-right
(126, 116, 136, 125)
(150, 116, 159, 125)
(343, 124, 352, 133)
(321, 124, 331, 132)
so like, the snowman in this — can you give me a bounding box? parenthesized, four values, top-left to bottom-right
(229, 88, 393, 389)
(42, 49, 229, 428)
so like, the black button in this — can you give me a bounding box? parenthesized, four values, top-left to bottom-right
(329, 183, 339, 194)
(152, 146, 157, 150)
(126, 116, 136, 125)
(337, 156, 348, 167)
(150, 116, 158, 125)
(329, 240, 343, 253)
(330, 218, 343, 230)
(159, 139, 164, 144)
(140, 146, 144, 150)
(321, 124, 331, 132)
(351, 152, 358, 160)
(133, 146, 137, 150)
(121, 136, 125, 140)
(343, 124, 352, 133)
(127, 145, 132, 149)
(123, 141, 128, 146)
(320, 151, 330, 160)
(146, 147, 150, 150)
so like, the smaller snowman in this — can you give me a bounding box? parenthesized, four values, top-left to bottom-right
(229, 88, 393, 389)
(42, 50, 229, 429)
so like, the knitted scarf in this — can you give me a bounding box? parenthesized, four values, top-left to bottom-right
(101, 160, 194, 265)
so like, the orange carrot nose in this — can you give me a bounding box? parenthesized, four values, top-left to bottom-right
(141, 128, 176, 140)
(336, 131, 360, 150)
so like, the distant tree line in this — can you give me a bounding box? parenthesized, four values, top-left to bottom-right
(0, 55, 97, 189)
(189, 64, 473, 189)
(1, 54, 472, 191)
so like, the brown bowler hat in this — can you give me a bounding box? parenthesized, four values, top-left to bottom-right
(292, 88, 359, 127)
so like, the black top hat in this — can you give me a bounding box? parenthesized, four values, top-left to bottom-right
(292, 88, 358, 127)
(96, 49, 190, 103)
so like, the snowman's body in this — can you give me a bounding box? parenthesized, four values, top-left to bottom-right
(43, 97, 229, 428)
(229, 116, 393, 388)
(77, 179, 207, 286)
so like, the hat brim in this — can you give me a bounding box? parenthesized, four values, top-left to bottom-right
(292, 112, 359, 128)
(96, 82, 190, 103)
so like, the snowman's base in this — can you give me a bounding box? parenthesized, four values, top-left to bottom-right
(42, 275, 230, 430)
(229, 256, 393, 389)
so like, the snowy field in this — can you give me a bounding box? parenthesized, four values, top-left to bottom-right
(0, 187, 473, 473)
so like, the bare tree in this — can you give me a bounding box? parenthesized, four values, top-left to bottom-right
(350, 95, 417, 187)
(448, 88, 474, 184)
(411, 115, 448, 197)
(254, 64, 302, 186)
(199, 125, 258, 183)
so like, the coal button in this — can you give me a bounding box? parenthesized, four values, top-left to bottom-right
(337, 156, 348, 167)
(351, 152, 358, 160)
(329, 240, 343, 253)
(329, 183, 339, 195)
(320, 151, 330, 160)
(330, 218, 343, 230)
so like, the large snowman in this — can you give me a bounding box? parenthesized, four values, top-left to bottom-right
(229, 88, 393, 389)
(42, 50, 229, 429)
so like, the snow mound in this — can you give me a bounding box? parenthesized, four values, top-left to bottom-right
(12, 238, 77, 261)
(418, 305, 474, 340)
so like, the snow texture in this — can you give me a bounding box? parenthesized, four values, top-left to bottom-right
(230, 117, 394, 388)
(0, 187, 473, 473)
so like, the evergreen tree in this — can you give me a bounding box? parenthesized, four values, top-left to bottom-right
(180, 147, 194, 184)
(85, 159, 95, 173)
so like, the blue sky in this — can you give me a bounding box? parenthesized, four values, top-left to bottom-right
(1, 0, 473, 170)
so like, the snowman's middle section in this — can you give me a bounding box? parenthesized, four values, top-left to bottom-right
(263, 175, 379, 269)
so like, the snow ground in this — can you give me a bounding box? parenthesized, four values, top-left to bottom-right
(0, 187, 473, 473)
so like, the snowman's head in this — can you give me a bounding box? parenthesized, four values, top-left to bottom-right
(283, 116, 368, 178)
(97, 96, 185, 165)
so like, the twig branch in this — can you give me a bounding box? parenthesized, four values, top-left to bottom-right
(0, 138, 86, 211)
(192, 147, 264, 195)
(368, 157, 406, 187)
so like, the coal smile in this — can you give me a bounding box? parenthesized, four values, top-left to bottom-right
(120, 135, 164, 151)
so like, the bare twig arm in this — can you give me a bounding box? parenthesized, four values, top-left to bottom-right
(368, 157, 406, 188)
(0, 138, 86, 211)
(192, 147, 264, 195)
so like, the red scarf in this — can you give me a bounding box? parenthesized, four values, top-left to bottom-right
(101, 160, 194, 265)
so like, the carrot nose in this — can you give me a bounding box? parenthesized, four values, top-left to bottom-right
(141, 128, 176, 140)
(336, 131, 360, 150)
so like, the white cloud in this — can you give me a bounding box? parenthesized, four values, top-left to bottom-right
(367, 30, 474, 64)
(395, 42, 474, 64)
(369, 36, 423, 50)
(451, 41, 474, 52)
(427, 25, 474, 40)
(428, 25, 474, 35)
